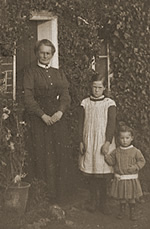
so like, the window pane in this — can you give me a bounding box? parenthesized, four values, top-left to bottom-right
(99, 40, 107, 56)
(95, 57, 108, 79)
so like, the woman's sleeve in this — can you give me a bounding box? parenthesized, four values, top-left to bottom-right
(23, 69, 45, 117)
(106, 105, 116, 143)
(58, 71, 71, 113)
(78, 106, 85, 142)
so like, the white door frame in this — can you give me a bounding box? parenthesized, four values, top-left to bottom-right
(30, 11, 59, 69)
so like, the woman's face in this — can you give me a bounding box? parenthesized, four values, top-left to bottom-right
(37, 44, 53, 65)
(91, 80, 105, 98)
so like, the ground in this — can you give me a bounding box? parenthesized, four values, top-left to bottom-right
(0, 185, 150, 229)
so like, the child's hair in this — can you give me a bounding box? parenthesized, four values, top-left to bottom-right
(91, 71, 107, 87)
(118, 122, 134, 137)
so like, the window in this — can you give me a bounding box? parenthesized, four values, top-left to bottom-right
(92, 40, 112, 91)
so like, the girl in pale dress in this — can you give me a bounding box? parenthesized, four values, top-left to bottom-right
(104, 124, 145, 220)
(79, 73, 116, 214)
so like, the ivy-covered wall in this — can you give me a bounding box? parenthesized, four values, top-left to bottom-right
(0, 0, 150, 190)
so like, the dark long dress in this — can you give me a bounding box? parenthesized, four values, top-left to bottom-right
(23, 64, 71, 199)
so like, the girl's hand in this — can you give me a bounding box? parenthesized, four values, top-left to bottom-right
(127, 165, 138, 173)
(80, 142, 85, 155)
(101, 141, 110, 155)
(41, 114, 54, 125)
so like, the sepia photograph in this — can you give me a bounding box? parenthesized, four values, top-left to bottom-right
(0, 0, 150, 228)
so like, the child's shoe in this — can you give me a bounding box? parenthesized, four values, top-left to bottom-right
(117, 203, 126, 219)
(129, 204, 137, 221)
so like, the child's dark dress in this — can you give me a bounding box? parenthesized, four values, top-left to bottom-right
(105, 145, 145, 200)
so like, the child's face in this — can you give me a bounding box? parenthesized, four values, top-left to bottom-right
(91, 81, 105, 98)
(119, 131, 133, 147)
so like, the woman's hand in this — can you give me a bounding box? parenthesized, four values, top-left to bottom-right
(101, 141, 110, 155)
(41, 114, 54, 125)
(80, 142, 85, 155)
(51, 111, 63, 123)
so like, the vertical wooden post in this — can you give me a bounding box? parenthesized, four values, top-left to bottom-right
(13, 46, 16, 101)
(107, 43, 110, 92)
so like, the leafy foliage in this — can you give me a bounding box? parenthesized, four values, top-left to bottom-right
(0, 94, 27, 188)
(0, 0, 32, 55)
(104, 1, 150, 160)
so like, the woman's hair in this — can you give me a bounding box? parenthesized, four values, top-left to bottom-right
(118, 122, 134, 137)
(34, 39, 56, 55)
(91, 71, 107, 87)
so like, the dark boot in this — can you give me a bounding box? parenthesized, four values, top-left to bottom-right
(86, 180, 97, 212)
(86, 197, 97, 212)
(98, 179, 111, 215)
(117, 203, 126, 219)
(129, 204, 137, 221)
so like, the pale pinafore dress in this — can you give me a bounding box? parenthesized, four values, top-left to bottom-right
(79, 96, 116, 174)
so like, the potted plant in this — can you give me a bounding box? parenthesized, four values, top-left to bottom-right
(0, 95, 30, 214)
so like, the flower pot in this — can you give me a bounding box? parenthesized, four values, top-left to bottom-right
(4, 182, 30, 214)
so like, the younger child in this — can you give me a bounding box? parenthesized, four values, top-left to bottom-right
(79, 73, 116, 214)
(104, 124, 145, 220)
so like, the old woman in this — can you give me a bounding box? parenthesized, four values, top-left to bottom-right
(23, 39, 71, 202)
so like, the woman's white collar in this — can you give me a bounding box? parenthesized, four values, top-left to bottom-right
(38, 61, 51, 69)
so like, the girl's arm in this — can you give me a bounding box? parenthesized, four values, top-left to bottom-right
(135, 150, 146, 170)
(128, 150, 146, 173)
(104, 150, 116, 166)
(101, 105, 116, 155)
(78, 106, 85, 155)
(106, 105, 116, 143)
(78, 106, 85, 142)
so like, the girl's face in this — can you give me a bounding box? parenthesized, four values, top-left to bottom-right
(119, 131, 133, 147)
(91, 81, 105, 98)
(37, 44, 53, 65)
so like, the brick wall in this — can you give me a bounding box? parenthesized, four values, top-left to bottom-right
(0, 56, 13, 99)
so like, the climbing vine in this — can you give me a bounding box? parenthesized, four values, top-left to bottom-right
(99, 0, 150, 190)
(0, 0, 150, 189)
